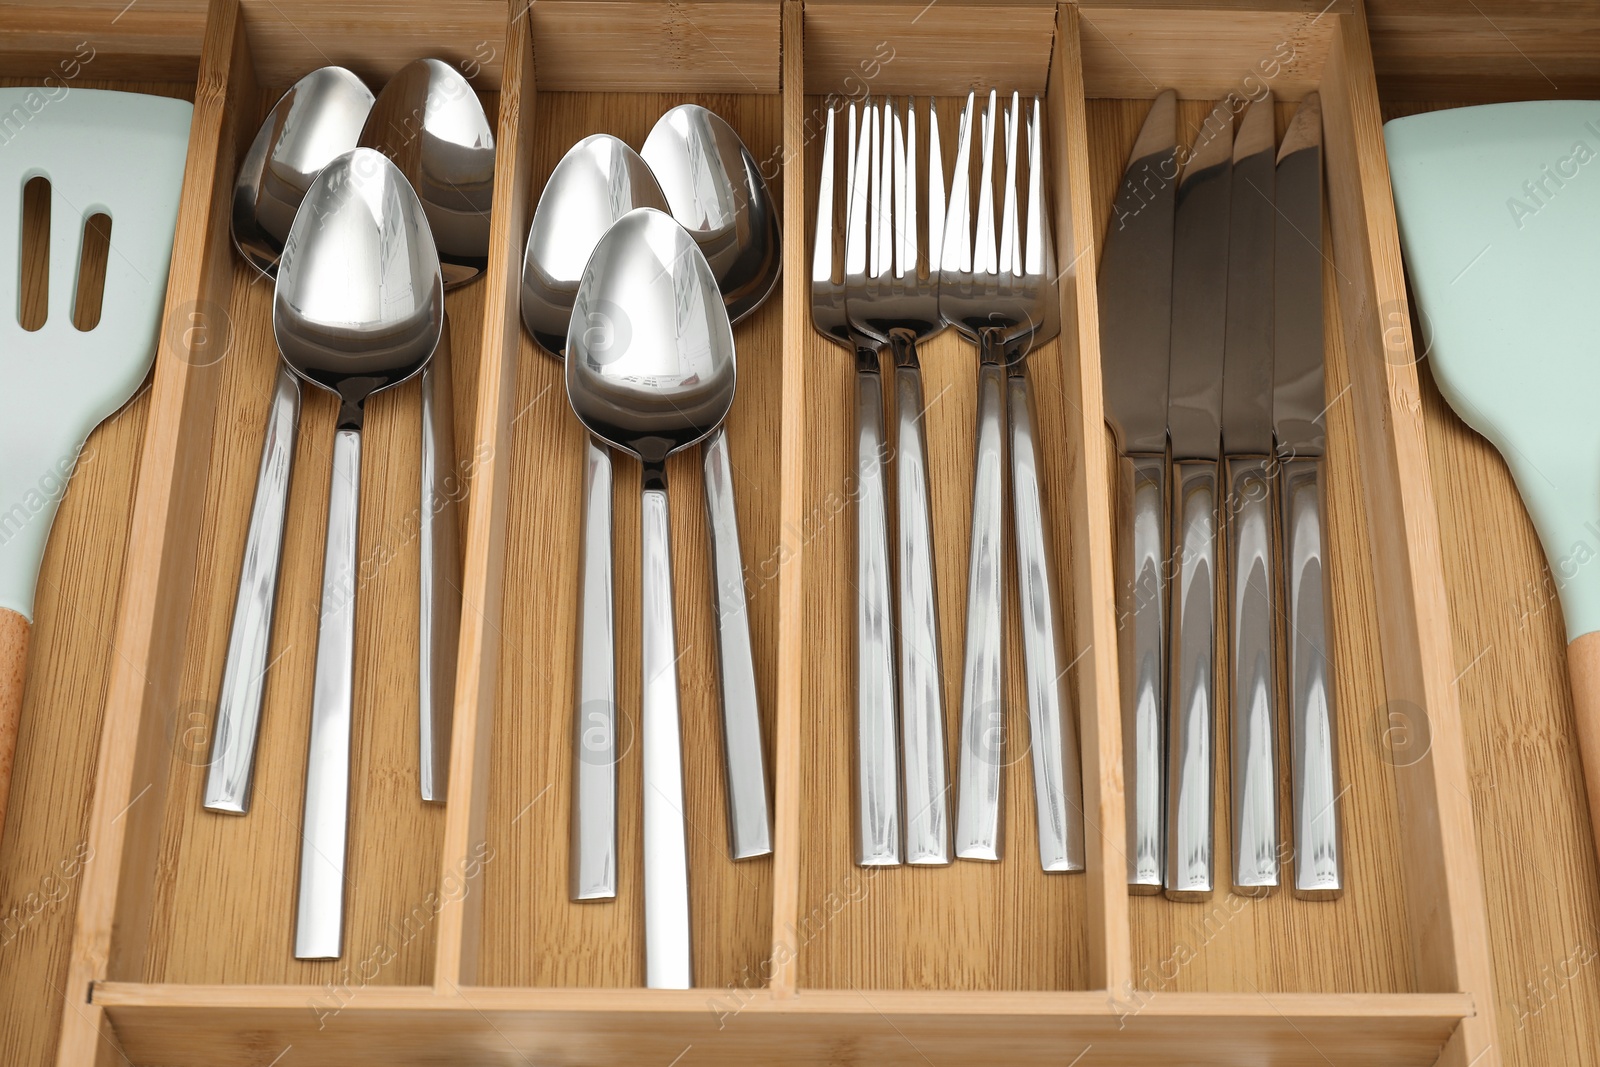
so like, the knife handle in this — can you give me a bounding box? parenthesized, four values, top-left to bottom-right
(893, 345, 950, 866)
(1118, 452, 1166, 891)
(1226, 457, 1279, 895)
(955, 351, 1007, 862)
(854, 357, 901, 868)
(1007, 366, 1084, 872)
(1281, 455, 1343, 899)
(1166, 459, 1217, 900)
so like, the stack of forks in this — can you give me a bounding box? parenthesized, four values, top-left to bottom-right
(811, 90, 1085, 872)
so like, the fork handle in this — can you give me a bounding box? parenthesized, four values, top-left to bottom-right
(1282, 456, 1342, 899)
(892, 336, 949, 866)
(855, 355, 900, 867)
(1007, 366, 1084, 872)
(955, 341, 1007, 862)
(1119, 452, 1167, 891)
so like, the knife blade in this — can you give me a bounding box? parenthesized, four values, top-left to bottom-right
(1220, 94, 1280, 896)
(1273, 92, 1343, 899)
(1098, 88, 1177, 892)
(1164, 106, 1231, 901)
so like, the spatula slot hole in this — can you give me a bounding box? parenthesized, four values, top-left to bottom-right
(73, 212, 112, 332)
(18, 176, 49, 332)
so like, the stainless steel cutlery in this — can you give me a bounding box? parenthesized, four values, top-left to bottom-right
(846, 97, 951, 867)
(1274, 94, 1343, 899)
(1103, 90, 1342, 900)
(812, 91, 1083, 872)
(642, 104, 779, 862)
(1099, 89, 1179, 893)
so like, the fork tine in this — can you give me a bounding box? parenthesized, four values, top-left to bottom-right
(813, 105, 837, 286)
(943, 91, 975, 274)
(1000, 91, 1021, 277)
(897, 98, 913, 280)
(974, 89, 999, 275)
(1026, 96, 1051, 279)
(846, 99, 870, 279)
(927, 98, 944, 281)
(847, 99, 858, 217)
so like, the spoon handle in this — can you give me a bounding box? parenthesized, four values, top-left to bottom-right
(1007, 367, 1084, 872)
(572, 435, 617, 900)
(641, 477, 692, 989)
(295, 425, 361, 961)
(955, 349, 1007, 862)
(205, 366, 300, 814)
(701, 426, 771, 860)
(419, 351, 459, 804)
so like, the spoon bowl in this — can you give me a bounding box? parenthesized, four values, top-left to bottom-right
(233, 66, 375, 277)
(567, 206, 736, 463)
(359, 57, 495, 286)
(275, 146, 443, 961)
(642, 104, 781, 323)
(566, 206, 735, 989)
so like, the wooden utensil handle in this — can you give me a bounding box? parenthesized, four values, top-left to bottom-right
(1567, 631, 1600, 863)
(0, 607, 31, 837)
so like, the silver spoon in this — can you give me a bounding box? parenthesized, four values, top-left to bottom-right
(566, 207, 736, 990)
(641, 104, 780, 860)
(277, 147, 444, 960)
(208, 66, 374, 815)
(359, 57, 496, 804)
(520, 135, 668, 902)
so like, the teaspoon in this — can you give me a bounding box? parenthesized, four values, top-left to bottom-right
(209, 66, 374, 815)
(641, 104, 780, 860)
(520, 135, 668, 902)
(277, 147, 444, 960)
(359, 57, 496, 803)
(566, 207, 737, 989)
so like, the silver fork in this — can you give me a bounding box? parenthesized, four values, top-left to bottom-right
(942, 91, 1084, 869)
(812, 102, 900, 867)
(846, 97, 952, 867)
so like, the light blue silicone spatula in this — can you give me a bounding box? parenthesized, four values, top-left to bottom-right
(1386, 101, 1600, 857)
(0, 88, 192, 838)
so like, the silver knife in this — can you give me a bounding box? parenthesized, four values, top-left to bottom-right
(1220, 94, 1280, 896)
(1164, 110, 1231, 901)
(1274, 93, 1343, 899)
(1098, 89, 1177, 892)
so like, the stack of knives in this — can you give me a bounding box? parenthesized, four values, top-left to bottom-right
(1099, 89, 1344, 901)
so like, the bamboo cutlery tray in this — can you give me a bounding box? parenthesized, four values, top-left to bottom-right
(2, 0, 1504, 1064)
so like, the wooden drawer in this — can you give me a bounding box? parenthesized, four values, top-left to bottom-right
(0, 1, 1521, 1064)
